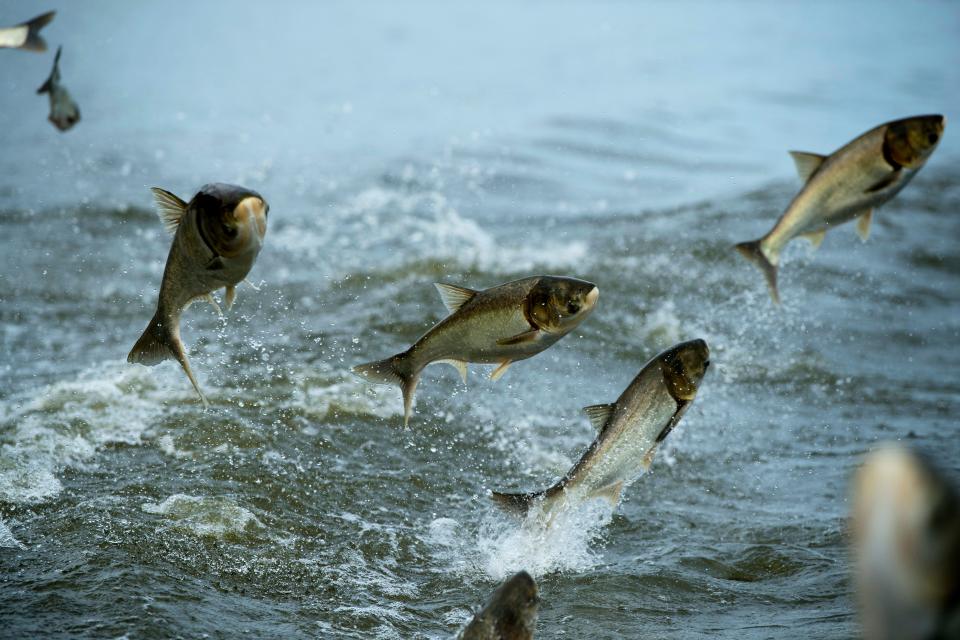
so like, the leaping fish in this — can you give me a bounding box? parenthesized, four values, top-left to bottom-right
(128, 184, 270, 405)
(0, 11, 55, 52)
(37, 46, 80, 132)
(456, 571, 540, 640)
(736, 114, 945, 303)
(492, 339, 710, 521)
(851, 445, 960, 640)
(353, 276, 599, 427)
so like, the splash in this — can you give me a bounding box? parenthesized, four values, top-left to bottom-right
(141, 494, 262, 538)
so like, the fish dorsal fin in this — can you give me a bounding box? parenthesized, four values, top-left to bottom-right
(434, 283, 477, 314)
(801, 229, 827, 250)
(583, 403, 615, 431)
(856, 209, 873, 242)
(150, 187, 188, 233)
(788, 151, 827, 183)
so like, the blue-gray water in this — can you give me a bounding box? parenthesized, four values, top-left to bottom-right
(1, 2, 959, 638)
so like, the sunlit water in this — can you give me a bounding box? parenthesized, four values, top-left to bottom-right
(1, 1, 959, 638)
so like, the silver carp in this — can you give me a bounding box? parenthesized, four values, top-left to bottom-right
(456, 571, 539, 640)
(736, 114, 945, 303)
(0, 11, 55, 52)
(36, 46, 80, 132)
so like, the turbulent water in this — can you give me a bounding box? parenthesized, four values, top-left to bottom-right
(1, 2, 959, 638)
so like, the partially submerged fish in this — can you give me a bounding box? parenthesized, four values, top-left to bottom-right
(128, 184, 269, 405)
(457, 571, 539, 640)
(354, 276, 599, 426)
(0, 10, 55, 52)
(851, 445, 960, 640)
(736, 114, 946, 303)
(492, 339, 710, 520)
(36, 46, 80, 132)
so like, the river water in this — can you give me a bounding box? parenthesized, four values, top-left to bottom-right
(1, 1, 958, 638)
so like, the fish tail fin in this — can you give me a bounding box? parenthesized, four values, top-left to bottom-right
(735, 239, 780, 304)
(490, 490, 544, 517)
(127, 312, 208, 407)
(353, 352, 420, 427)
(21, 11, 56, 52)
(36, 45, 61, 94)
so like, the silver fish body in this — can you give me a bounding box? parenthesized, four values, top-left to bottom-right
(36, 46, 80, 131)
(492, 339, 710, 519)
(354, 276, 599, 426)
(736, 114, 945, 303)
(0, 11, 54, 51)
(457, 571, 539, 640)
(851, 446, 960, 640)
(128, 183, 269, 405)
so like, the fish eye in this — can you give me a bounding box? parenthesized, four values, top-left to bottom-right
(927, 132, 939, 145)
(566, 301, 581, 314)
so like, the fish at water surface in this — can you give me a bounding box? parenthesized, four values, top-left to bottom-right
(128, 184, 270, 405)
(456, 571, 539, 640)
(36, 46, 80, 132)
(0, 11, 55, 52)
(492, 339, 710, 520)
(353, 276, 599, 427)
(736, 114, 945, 303)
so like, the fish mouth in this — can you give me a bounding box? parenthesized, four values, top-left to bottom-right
(585, 285, 599, 308)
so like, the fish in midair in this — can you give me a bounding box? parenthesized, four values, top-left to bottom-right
(353, 276, 599, 426)
(492, 339, 710, 520)
(736, 114, 946, 303)
(851, 445, 960, 640)
(128, 184, 270, 405)
(0, 11, 55, 52)
(37, 46, 80, 132)
(456, 571, 540, 640)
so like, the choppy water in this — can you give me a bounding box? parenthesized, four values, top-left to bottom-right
(1, 1, 959, 638)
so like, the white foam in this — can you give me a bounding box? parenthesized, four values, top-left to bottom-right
(0, 518, 26, 550)
(288, 361, 402, 420)
(0, 360, 171, 505)
(428, 500, 612, 581)
(141, 494, 262, 538)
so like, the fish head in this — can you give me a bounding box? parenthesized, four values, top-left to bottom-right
(884, 114, 946, 170)
(481, 571, 539, 639)
(659, 339, 710, 402)
(852, 445, 960, 638)
(194, 183, 269, 258)
(526, 276, 599, 333)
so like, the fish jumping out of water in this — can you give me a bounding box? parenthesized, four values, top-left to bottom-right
(457, 571, 540, 640)
(128, 184, 270, 406)
(0, 11, 55, 51)
(736, 114, 946, 303)
(492, 339, 710, 521)
(851, 445, 960, 640)
(353, 276, 599, 427)
(36, 46, 80, 131)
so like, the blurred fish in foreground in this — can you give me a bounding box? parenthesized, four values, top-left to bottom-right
(456, 571, 539, 640)
(736, 114, 946, 303)
(354, 276, 598, 426)
(0, 10, 54, 52)
(128, 184, 269, 406)
(492, 339, 710, 522)
(851, 445, 960, 640)
(36, 46, 80, 131)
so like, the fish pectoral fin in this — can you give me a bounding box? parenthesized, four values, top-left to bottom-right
(224, 285, 237, 311)
(204, 294, 223, 317)
(437, 358, 468, 384)
(865, 171, 901, 194)
(433, 283, 477, 314)
(582, 403, 615, 431)
(205, 256, 225, 271)
(801, 229, 827, 250)
(642, 447, 658, 471)
(150, 187, 188, 233)
(489, 360, 512, 381)
(496, 329, 540, 346)
(591, 481, 624, 507)
(788, 150, 827, 183)
(856, 209, 874, 242)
